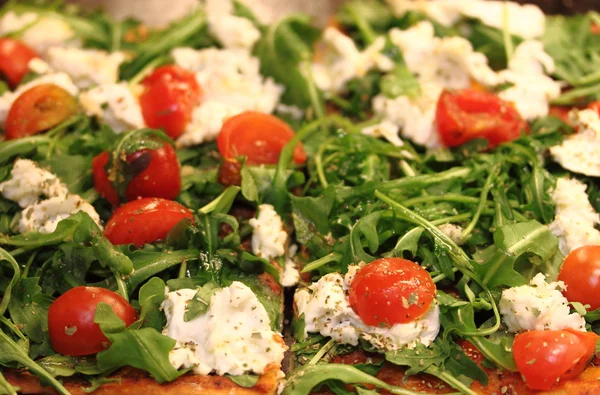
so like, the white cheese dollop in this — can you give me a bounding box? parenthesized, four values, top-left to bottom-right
(295, 267, 440, 350)
(171, 47, 284, 147)
(438, 223, 466, 246)
(549, 177, 600, 256)
(281, 245, 300, 287)
(46, 47, 126, 89)
(550, 109, 600, 177)
(162, 282, 286, 376)
(0, 11, 80, 55)
(79, 82, 145, 133)
(249, 204, 287, 261)
(499, 273, 586, 332)
(206, 0, 260, 51)
(386, 0, 545, 39)
(0, 159, 68, 208)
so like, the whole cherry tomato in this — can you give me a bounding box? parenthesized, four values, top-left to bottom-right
(217, 111, 307, 166)
(5, 84, 78, 140)
(558, 245, 600, 310)
(139, 65, 202, 139)
(48, 287, 137, 356)
(92, 142, 181, 206)
(513, 329, 598, 390)
(348, 258, 436, 326)
(104, 198, 194, 247)
(436, 89, 528, 148)
(0, 38, 38, 88)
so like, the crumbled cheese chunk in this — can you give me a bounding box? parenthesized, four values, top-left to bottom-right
(386, 0, 545, 39)
(172, 47, 283, 147)
(362, 121, 404, 147)
(0, 11, 80, 55)
(549, 177, 600, 256)
(550, 109, 600, 177)
(18, 194, 102, 234)
(499, 273, 586, 332)
(206, 0, 260, 50)
(79, 82, 145, 133)
(46, 47, 126, 89)
(438, 224, 466, 245)
(250, 204, 287, 260)
(162, 282, 286, 376)
(0, 159, 68, 208)
(295, 267, 440, 350)
(281, 245, 300, 287)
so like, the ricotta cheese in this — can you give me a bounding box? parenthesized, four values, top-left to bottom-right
(46, 47, 126, 89)
(499, 273, 586, 332)
(438, 223, 466, 246)
(172, 47, 283, 147)
(386, 0, 545, 39)
(162, 282, 286, 376)
(18, 194, 102, 234)
(550, 109, 600, 177)
(250, 204, 287, 261)
(295, 267, 440, 350)
(79, 83, 145, 133)
(206, 0, 260, 51)
(281, 245, 300, 287)
(549, 177, 600, 256)
(0, 159, 68, 208)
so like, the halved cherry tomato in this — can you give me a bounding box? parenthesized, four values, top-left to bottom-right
(92, 142, 182, 206)
(48, 287, 137, 356)
(0, 38, 38, 88)
(104, 198, 194, 247)
(558, 245, 600, 310)
(5, 84, 78, 140)
(587, 101, 600, 115)
(140, 65, 202, 139)
(436, 89, 528, 148)
(217, 111, 307, 165)
(549, 106, 573, 124)
(513, 329, 598, 390)
(348, 258, 436, 326)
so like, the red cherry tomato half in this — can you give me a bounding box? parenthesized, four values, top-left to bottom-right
(587, 101, 600, 115)
(92, 142, 182, 206)
(0, 38, 38, 88)
(513, 329, 598, 391)
(348, 258, 436, 326)
(217, 111, 307, 165)
(5, 84, 78, 140)
(436, 89, 528, 148)
(48, 287, 137, 356)
(140, 65, 202, 139)
(549, 106, 573, 124)
(104, 198, 194, 247)
(558, 245, 600, 311)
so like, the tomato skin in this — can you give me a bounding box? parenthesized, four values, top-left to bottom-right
(513, 329, 598, 390)
(140, 65, 201, 139)
(348, 258, 436, 326)
(92, 142, 182, 206)
(549, 106, 573, 124)
(587, 101, 600, 115)
(435, 89, 528, 148)
(0, 38, 38, 88)
(48, 287, 137, 356)
(558, 245, 600, 310)
(5, 84, 78, 140)
(217, 111, 307, 165)
(104, 198, 194, 247)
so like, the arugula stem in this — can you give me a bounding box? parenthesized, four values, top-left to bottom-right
(425, 366, 478, 395)
(301, 60, 325, 122)
(308, 338, 336, 365)
(178, 261, 188, 278)
(402, 194, 479, 207)
(0, 249, 20, 316)
(315, 138, 336, 188)
(0, 370, 16, 395)
(552, 83, 600, 105)
(21, 251, 37, 278)
(431, 268, 459, 283)
(114, 273, 129, 302)
(302, 252, 343, 273)
(501, 2, 514, 64)
(461, 164, 499, 240)
(0, 317, 26, 342)
(399, 160, 416, 177)
(346, 4, 376, 45)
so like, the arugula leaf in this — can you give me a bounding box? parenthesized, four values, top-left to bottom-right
(379, 38, 420, 99)
(8, 277, 52, 345)
(184, 282, 220, 322)
(123, 250, 199, 292)
(227, 374, 260, 388)
(95, 303, 182, 383)
(134, 277, 167, 331)
(0, 371, 17, 395)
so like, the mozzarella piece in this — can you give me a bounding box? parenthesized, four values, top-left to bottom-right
(295, 268, 440, 350)
(0, 11, 80, 55)
(162, 282, 286, 376)
(79, 83, 145, 133)
(0, 72, 79, 127)
(312, 28, 393, 94)
(46, 47, 126, 89)
(172, 47, 283, 147)
(550, 110, 600, 177)
(499, 273, 586, 332)
(386, 0, 545, 39)
(18, 194, 102, 234)
(0, 159, 68, 208)
(250, 204, 287, 261)
(281, 245, 300, 287)
(549, 177, 600, 256)
(206, 0, 260, 50)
